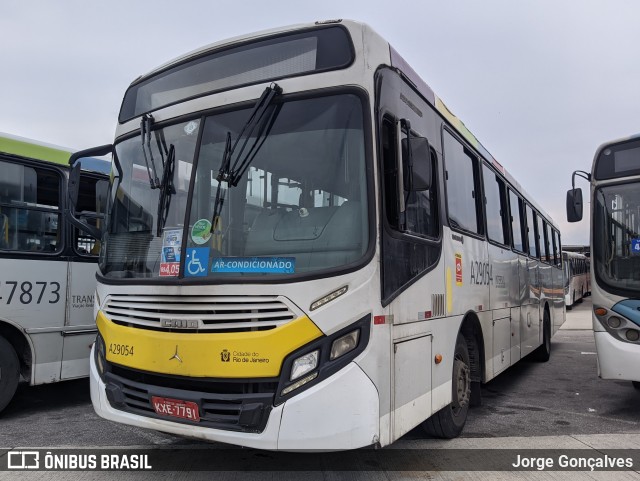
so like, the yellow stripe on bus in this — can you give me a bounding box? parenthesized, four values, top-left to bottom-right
(97, 311, 323, 378)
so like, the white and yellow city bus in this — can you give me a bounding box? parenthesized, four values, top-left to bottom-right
(0, 133, 108, 412)
(74, 20, 564, 450)
(568, 133, 640, 389)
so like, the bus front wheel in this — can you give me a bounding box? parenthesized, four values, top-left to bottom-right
(632, 381, 640, 391)
(423, 333, 471, 438)
(0, 336, 20, 413)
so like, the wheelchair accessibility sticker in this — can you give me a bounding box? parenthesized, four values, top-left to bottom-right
(185, 248, 210, 277)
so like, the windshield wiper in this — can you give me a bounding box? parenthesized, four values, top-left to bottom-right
(156, 144, 176, 236)
(140, 114, 161, 189)
(210, 83, 283, 234)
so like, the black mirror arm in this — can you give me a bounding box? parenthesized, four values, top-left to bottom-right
(571, 170, 591, 190)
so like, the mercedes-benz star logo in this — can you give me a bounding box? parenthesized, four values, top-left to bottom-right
(169, 345, 183, 363)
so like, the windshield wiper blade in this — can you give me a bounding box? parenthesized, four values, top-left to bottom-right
(217, 83, 282, 186)
(156, 144, 176, 236)
(211, 83, 282, 236)
(140, 114, 161, 189)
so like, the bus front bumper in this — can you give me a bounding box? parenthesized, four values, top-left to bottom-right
(594, 331, 640, 382)
(90, 346, 379, 451)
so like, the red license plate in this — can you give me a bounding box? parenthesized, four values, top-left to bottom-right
(151, 396, 200, 422)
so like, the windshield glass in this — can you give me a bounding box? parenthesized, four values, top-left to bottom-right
(593, 182, 640, 294)
(101, 93, 369, 280)
(186, 93, 368, 278)
(101, 120, 199, 278)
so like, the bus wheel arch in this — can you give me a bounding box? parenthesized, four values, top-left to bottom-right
(0, 322, 32, 385)
(423, 313, 483, 438)
(0, 323, 29, 413)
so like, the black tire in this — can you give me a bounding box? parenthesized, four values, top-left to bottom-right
(423, 334, 471, 438)
(632, 381, 640, 391)
(531, 309, 551, 362)
(0, 336, 20, 413)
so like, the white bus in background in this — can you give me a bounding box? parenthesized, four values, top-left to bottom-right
(72, 20, 565, 450)
(568, 133, 640, 389)
(0, 133, 108, 413)
(562, 250, 589, 309)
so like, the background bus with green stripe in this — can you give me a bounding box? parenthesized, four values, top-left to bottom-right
(0, 133, 108, 413)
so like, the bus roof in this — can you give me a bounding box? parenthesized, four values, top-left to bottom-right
(0, 132, 72, 165)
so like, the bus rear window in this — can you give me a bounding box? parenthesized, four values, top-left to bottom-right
(119, 26, 354, 122)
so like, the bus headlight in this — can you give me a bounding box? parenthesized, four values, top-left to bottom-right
(607, 316, 622, 329)
(276, 315, 371, 404)
(330, 330, 360, 360)
(626, 329, 640, 342)
(290, 350, 319, 381)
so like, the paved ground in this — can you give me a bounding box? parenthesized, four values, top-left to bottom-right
(1, 297, 639, 479)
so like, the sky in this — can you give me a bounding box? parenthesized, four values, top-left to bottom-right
(1, 0, 639, 245)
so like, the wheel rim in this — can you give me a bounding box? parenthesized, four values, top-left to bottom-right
(452, 356, 471, 416)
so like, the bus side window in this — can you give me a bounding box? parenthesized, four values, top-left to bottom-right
(443, 130, 482, 235)
(536, 213, 544, 260)
(381, 117, 438, 238)
(508, 189, 525, 252)
(482, 163, 509, 246)
(554, 230, 562, 267)
(525, 204, 537, 258)
(0, 160, 61, 253)
(544, 222, 553, 264)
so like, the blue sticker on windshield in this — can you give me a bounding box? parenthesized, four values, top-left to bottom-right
(211, 257, 295, 274)
(185, 248, 210, 277)
(632, 239, 640, 255)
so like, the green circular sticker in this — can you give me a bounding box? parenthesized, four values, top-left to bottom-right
(191, 219, 212, 245)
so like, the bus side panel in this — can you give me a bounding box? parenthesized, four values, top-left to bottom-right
(520, 258, 541, 357)
(445, 234, 489, 318)
(392, 335, 432, 440)
(61, 261, 98, 379)
(488, 243, 519, 377)
(0, 258, 68, 384)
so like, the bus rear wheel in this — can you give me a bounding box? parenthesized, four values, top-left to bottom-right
(632, 381, 640, 391)
(423, 334, 471, 438)
(531, 309, 551, 362)
(0, 336, 20, 413)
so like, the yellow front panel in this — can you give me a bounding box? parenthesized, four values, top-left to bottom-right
(97, 311, 322, 378)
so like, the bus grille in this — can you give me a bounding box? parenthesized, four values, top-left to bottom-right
(104, 366, 276, 433)
(103, 295, 299, 332)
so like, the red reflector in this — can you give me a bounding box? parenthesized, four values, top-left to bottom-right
(424, 311, 432, 319)
(374, 315, 386, 325)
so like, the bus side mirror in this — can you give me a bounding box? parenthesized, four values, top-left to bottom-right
(566, 188, 583, 223)
(402, 136, 432, 191)
(67, 146, 113, 240)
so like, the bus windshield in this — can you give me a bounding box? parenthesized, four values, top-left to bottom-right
(101, 93, 369, 279)
(593, 182, 640, 293)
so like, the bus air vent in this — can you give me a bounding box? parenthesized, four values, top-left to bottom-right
(103, 295, 300, 332)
